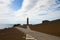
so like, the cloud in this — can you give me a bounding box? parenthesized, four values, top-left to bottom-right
(14, 0, 60, 24)
(0, 0, 16, 23)
(0, 0, 60, 25)
(0, 0, 60, 29)
(0, 0, 13, 15)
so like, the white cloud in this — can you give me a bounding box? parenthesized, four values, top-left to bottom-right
(14, 0, 60, 24)
(15, 0, 60, 23)
(0, 0, 60, 25)
(0, 0, 12, 14)
(0, 0, 60, 29)
(0, 0, 16, 23)
(0, 0, 16, 29)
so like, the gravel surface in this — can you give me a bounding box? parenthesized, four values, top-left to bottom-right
(15, 26, 60, 40)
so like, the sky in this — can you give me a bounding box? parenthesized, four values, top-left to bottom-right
(0, 0, 60, 29)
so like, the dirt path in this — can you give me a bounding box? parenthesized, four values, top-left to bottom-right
(15, 26, 60, 40)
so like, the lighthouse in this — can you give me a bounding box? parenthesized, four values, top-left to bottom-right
(26, 17, 31, 30)
(27, 17, 29, 25)
(26, 18, 36, 40)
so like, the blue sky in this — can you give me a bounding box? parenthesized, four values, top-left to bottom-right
(0, 0, 60, 29)
(14, 0, 60, 24)
(11, 0, 23, 10)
